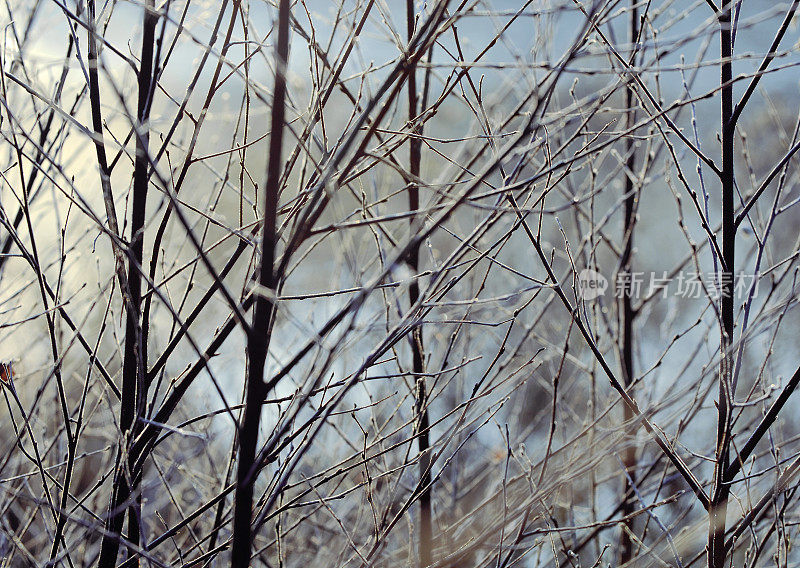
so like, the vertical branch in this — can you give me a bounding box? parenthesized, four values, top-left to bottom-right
(97, 0, 158, 565)
(231, 0, 290, 565)
(619, 2, 639, 564)
(87, 0, 124, 267)
(406, 2, 432, 566)
(709, 2, 735, 567)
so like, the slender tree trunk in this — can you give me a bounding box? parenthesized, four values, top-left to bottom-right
(619, 2, 639, 563)
(230, 0, 290, 565)
(406, 2, 432, 566)
(97, 1, 157, 565)
(709, 3, 735, 567)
